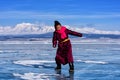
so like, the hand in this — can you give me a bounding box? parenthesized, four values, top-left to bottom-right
(53, 45, 56, 48)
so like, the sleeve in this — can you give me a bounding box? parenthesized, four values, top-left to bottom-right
(52, 32, 57, 48)
(67, 29, 82, 37)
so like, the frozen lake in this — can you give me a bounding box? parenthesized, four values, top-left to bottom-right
(0, 41, 120, 80)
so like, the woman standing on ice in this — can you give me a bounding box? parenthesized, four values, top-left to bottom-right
(52, 21, 82, 72)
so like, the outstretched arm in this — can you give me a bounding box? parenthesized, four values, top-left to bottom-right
(52, 32, 57, 48)
(67, 29, 82, 37)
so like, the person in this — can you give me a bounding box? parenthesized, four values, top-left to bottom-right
(52, 21, 82, 72)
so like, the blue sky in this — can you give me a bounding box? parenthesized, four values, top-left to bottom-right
(0, 0, 120, 30)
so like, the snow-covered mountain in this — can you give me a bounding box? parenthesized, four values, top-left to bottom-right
(0, 23, 54, 35)
(0, 22, 120, 35)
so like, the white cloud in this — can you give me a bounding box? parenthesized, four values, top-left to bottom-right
(0, 22, 120, 35)
(1, 11, 120, 19)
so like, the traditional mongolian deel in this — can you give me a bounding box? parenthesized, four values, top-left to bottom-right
(52, 26, 82, 65)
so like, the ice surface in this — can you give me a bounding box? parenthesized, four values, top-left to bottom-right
(0, 41, 120, 80)
(0, 38, 120, 44)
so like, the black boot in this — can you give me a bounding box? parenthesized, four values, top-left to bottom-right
(55, 63, 61, 70)
(69, 63, 74, 72)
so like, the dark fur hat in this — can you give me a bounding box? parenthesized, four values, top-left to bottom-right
(54, 20, 61, 27)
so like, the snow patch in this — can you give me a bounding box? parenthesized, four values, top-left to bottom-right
(76, 59, 108, 64)
(13, 73, 59, 80)
(13, 60, 55, 66)
(14, 59, 107, 67)
(84, 60, 107, 64)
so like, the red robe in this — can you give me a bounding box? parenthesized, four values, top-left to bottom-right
(52, 26, 82, 65)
